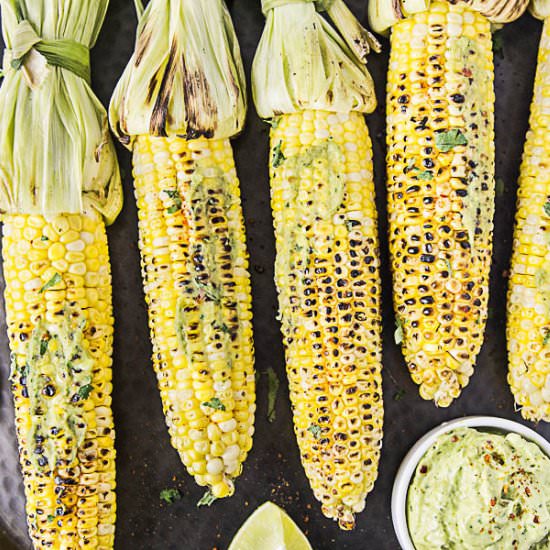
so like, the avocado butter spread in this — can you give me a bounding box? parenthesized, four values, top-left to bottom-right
(407, 428, 550, 549)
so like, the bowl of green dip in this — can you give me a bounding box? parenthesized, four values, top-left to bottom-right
(392, 416, 550, 550)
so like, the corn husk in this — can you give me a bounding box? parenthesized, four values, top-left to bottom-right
(0, 0, 122, 224)
(109, 0, 246, 145)
(530, 0, 550, 19)
(368, 0, 528, 35)
(252, 0, 379, 119)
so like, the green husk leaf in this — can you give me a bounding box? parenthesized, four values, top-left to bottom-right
(0, 0, 122, 224)
(252, 0, 378, 119)
(368, 0, 404, 35)
(110, 0, 246, 146)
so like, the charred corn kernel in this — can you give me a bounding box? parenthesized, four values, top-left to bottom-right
(2, 210, 116, 549)
(387, 2, 494, 406)
(507, 17, 550, 422)
(270, 111, 383, 530)
(132, 135, 255, 498)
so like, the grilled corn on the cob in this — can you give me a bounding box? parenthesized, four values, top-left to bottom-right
(507, 0, 550, 422)
(0, 1, 122, 547)
(253, 0, 382, 529)
(110, 0, 255, 499)
(369, 0, 528, 407)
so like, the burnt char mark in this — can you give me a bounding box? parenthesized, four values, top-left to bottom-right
(135, 21, 153, 68)
(391, 0, 404, 19)
(181, 53, 217, 140)
(146, 70, 160, 105)
(149, 39, 179, 137)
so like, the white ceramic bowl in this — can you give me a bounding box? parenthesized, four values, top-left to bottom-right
(391, 415, 550, 550)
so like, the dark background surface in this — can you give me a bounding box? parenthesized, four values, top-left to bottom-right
(0, 2, 548, 549)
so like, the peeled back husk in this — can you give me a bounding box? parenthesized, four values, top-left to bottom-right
(252, 0, 379, 119)
(0, 0, 122, 224)
(109, 0, 246, 145)
(530, 0, 550, 19)
(368, 0, 529, 35)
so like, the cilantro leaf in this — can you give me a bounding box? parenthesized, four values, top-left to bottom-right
(202, 397, 225, 411)
(39, 273, 62, 293)
(493, 31, 504, 59)
(394, 317, 404, 345)
(272, 140, 285, 168)
(415, 170, 433, 181)
(266, 367, 279, 423)
(495, 177, 505, 197)
(160, 488, 181, 504)
(393, 389, 406, 401)
(544, 201, 550, 217)
(307, 424, 322, 439)
(78, 384, 93, 400)
(435, 129, 468, 153)
(39, 338, 49, 356)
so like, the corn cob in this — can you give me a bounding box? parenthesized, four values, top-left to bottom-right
(4, 212, 116, 549)
(369, 0, 527, 407)
(110, 0, 255, 500)
(253, 0, 382, 529)
(507, 1, 550, 423)
(0, 2, 122, 547)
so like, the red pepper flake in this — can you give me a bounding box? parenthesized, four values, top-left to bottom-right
(420, 465, 428, 474)
(534, 515, 540, 524)
(484, 454, 491, 463)
(509, 513, 516, 520)
(451, 435, 459, 442)
(490, 498, 496, 506)
(462, 68, 473, 78)
(526, 487, 532, 497)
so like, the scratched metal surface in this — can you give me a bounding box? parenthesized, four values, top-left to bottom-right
(0, 2, 548, 549)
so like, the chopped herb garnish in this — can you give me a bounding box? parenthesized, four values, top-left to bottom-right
(39, 273, 62, 293)
(495, 177, 505, 197)
(405, 159, 416, 173)
(435, 129, 468, 153)
(272, 140, 285, 168)
(544, 201, 550, 217)
(40, 235, 49, 241)
(543, 330, 550, 347)
(197, 489, 217, 508)
(193, 279, 221, 303)
(393, 389, 406, 401)
(415, 170, 433, 181)
(493, 31, 504, 59)
(307, 423, 322, 439)
(160, 488, 181, 504)
(394, 317, 404, 346)
(46, 514, 55, 523)
(78, 384, 93, 400)
(202, 397, 225, 411)
(266, 367, 279, 423)
(164, 189, 182, 214)
(39, 339, 49, 356)
(266, 117, 280, 129)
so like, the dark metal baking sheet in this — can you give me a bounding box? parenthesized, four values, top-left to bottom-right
(0, 2, 548, 549)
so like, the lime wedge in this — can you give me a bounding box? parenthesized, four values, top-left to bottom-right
(228, 501, 313, 550)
